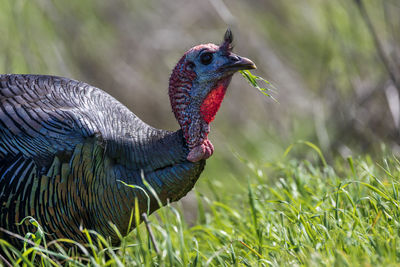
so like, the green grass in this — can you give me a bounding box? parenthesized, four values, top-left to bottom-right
(3, 149, 400, 266)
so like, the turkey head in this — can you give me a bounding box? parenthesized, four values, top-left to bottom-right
(168, 29, 256, 162)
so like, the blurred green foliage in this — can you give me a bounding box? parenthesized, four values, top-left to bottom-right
(2, 0, 400, 264)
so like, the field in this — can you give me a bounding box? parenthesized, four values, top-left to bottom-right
(2, 149, 400, 266)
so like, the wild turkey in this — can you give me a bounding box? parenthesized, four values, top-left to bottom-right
(0, 30, 255, 248)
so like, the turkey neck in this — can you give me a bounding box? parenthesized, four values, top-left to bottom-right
(96, 128, 205, 239)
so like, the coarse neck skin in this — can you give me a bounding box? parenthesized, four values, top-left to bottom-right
(182, 76, 232, 149)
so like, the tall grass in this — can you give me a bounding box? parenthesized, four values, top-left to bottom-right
(2, 150, 400, 266)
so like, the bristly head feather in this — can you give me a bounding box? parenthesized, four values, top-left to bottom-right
(220, 28, 233, 53)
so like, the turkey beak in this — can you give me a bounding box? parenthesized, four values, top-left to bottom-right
(220, 55, 257, 72)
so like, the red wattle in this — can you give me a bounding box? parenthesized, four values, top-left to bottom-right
(200, 83, 227, 123)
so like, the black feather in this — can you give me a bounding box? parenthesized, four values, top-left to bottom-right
(220, 28, 234, 52)
(224, 28, 233, 44)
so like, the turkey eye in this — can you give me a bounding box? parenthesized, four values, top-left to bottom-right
(200, 52, 213, 65)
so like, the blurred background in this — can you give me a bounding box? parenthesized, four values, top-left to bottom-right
(1, 0, 400, 202)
